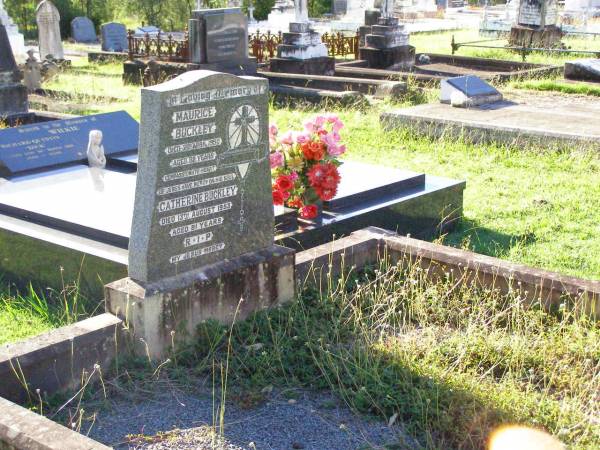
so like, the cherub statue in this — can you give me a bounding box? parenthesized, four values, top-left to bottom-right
(87, 129, 106, 168)
(23, 49, 42, 93)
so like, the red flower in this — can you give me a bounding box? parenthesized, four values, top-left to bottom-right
(276, 174, 294, 192)
(307, 163, 326, 187)
(315, 185, 337, 201)
(301, 141, 325, 161)
(321, 165, 341, 190)
(307, 163, 340, 192)
(287, 196, 304, 209)
(272, 189, 285, 205)
(300, 204, 319, 219)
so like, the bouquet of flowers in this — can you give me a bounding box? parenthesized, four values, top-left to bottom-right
(269, 114, 346, 219)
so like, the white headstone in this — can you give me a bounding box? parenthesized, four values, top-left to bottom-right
(36, 0, 64, 60)
(0, 0, 25, 62)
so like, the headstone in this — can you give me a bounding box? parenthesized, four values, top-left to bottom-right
(36, 0, 64, 60)
(0, 111, 138, 177)
(333, 0, 348, 15)
(188, 8, 256, 75)
(23, 49, 42, 93)
(128, 70, 274, 283)
(0, 24, 27, 117)
(440, 75, 503, 107)
(71, 16, 97, 43)
(0, 0, 25, 62)
(564, 58, 600, 82)
(517, 0, 557, 27)
(101, 22, 128, 52)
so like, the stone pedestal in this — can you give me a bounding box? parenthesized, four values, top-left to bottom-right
(0, 80, 28, 117)
(270, 21, 335, 76)
(508, 24, 563, 48)
(360, 17, 415, 70)
(106, 246, 295, 359)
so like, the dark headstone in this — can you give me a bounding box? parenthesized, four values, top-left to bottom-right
(0, 24, 28, 117)
(128, 70, 273, 283)
(190, 8, 247, 64)
(440, 75, 503, 106)
(101, 22, 128, 52)
(71, 16, 96, 43)
(0, 111, 138, 176)
(333, 0, 347, 15)
(564, 59, 600, 82)
(364, 9, 381, 26)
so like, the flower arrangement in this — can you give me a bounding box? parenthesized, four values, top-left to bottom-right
(269, 114, 346, 220)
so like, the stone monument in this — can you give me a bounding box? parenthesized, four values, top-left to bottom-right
(359, 0, 415, 70)
(0, 24, 27, 118)
(188, 8, 257, 75)
(564, 58, 600, 82)
(101, 22, 128, 52)
(105, 70, 295, 358)
(36, 0, 64, 61)
(509, 0, 562, 48)
(440, 75, 503, 108)
(0, 0, 25, 62)
(269, 0, 335, 75)
(23, 49, 42, 93)
(71, 16, 97, 43)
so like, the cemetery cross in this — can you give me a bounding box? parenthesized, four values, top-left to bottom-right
(295, 0, 309, 22)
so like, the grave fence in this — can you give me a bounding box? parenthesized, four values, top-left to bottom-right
(126, 30, 359, 63)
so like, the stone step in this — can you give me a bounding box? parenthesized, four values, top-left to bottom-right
(261, 70, 406, 99)
(269, 84, 367, 106)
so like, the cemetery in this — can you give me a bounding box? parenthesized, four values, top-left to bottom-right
(0, 0, 599, 449)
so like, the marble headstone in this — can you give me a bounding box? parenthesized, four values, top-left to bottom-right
(36, 0, 64, 60)
(129, 70, 274, 284)
(71, 16, 96, 43)
(441, 75, 503, 107)
(517, 0, 557, 27)
(101, 22, 128, 52)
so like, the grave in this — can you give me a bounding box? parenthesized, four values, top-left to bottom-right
(381, 91, 600, 150)
(101, 22, 128, 52)
(71, 16, 97, 43)
(564, 59, 600, 82)
(36, 0, 64, 61)
(0, 111, 139, 177)
(188, 8, 257, 75)
(0, 24, 27, 118)
(509, 0, 563, 48)
(269, 0, 335, 75)
(359, 0, 415, 70)
(105, 70, 295, 358)
(0, 0, 25, 62)
(440, 75, 503, 107)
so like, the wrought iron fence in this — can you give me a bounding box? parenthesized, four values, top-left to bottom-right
(321, 32, 360, 59)
(127, 31, 189, 62)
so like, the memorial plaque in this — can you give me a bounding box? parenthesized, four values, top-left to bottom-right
(101, 22, 128, 52)
(129, 70, 273, 283)
(445, 75, 500, 97)
(0, 111, 138, 177)
(71, 16, 96, 43)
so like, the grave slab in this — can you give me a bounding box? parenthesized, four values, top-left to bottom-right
(381, 95, 600, 150)
(564, 58, 600, 82)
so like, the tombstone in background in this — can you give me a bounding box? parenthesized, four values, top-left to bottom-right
(105, 70, 295, 359)
(509, 0, 562, 48)
(564, 58, 600, 82)
(359, 9, 381, 47)
(101, 22, 128, 52)
(36, 0, 64, 60)
(269, 0, 335, 75)
(71, 16, 97, 43)
(360, 0, 415, 70)
(333, 0, 348, 15)
(0, 24, 27, 118)
(188, 8, 257, 75)
(440, 75, 503, 108)
(134, 25, 161, 36)
(23, 49, 42, 93)
(0, 0, 25, 62)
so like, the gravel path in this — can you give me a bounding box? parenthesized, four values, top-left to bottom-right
(84, 385, 416, 449)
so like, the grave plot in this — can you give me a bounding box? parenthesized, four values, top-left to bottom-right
(382, 88, 600, 150)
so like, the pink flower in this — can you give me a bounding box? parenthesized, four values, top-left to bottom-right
(314, 115, 326, 127)
(295, 132, 310, 144)
(269, 124, 278, 138)
(327, 144, 346, 157)
(280, 130, 294, 146)
(270, 151, 284, 169)
(303, 119, 316, 133)
(332, 120, 344, 133)
(324, 113, 339, 123)
(290, 171, 299, 181)
(321, 133, 337, 148)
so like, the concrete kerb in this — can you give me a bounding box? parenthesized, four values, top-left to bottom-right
(1, 227, 598, 449)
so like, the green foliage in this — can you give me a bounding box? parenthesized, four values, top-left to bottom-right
(309, 0, 332, 17)
(244, 0, 275, 21)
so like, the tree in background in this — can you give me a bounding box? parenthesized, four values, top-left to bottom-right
(309, 0, 331, 17)
(243, 0, 275, 22)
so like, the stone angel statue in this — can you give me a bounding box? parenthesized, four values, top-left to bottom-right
(87, 129, 106, 168)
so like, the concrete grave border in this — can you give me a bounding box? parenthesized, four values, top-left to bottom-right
(0, 227, 598, 449)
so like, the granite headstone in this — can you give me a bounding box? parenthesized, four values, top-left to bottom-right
(129, 70, 273, 284)
(71, 16, 96, 43)
(0, 111, 138, 176)
(440, 75, 503, 107)
(101, 22, 128, 52)
(564, 58, 600, 82)
(36, 0, 63, 60)
(0, 23, 27, 117)
(190, 8, 248, 65)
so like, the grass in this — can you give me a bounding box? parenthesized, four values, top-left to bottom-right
(509, 77, 600, 96)
(53, 258, 600, 449)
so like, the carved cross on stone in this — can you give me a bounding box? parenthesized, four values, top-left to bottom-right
(295, 0, 309, 23)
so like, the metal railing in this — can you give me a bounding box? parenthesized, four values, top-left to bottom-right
(127, 30, 189, 62)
